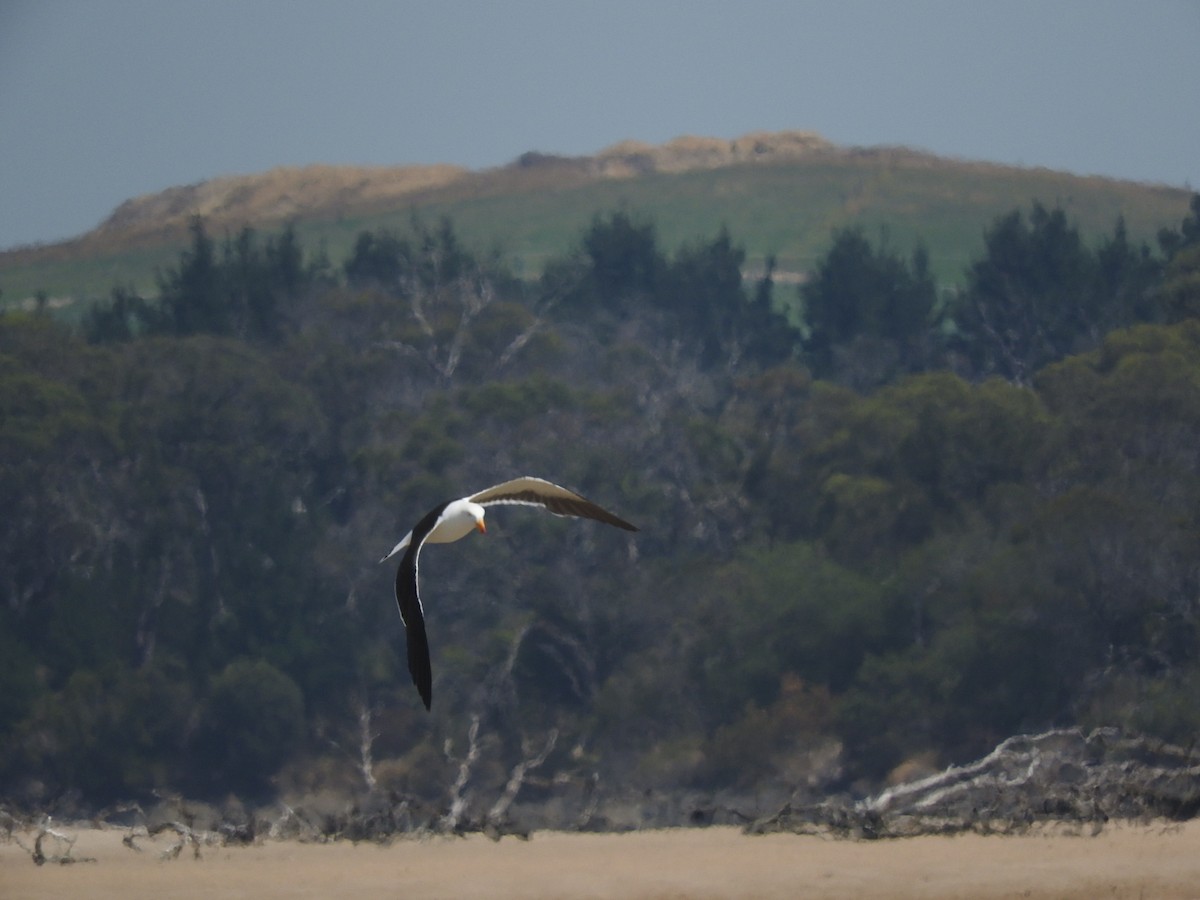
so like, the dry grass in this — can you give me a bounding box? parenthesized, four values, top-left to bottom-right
(90, 163, 470, 244)
(87, 131, 834, 244)
(4, 822, 1200, 899)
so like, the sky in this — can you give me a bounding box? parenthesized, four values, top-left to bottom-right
(1, 1, 1197, 251)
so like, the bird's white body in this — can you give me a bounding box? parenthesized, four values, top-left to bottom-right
(380, 499, 485, 562)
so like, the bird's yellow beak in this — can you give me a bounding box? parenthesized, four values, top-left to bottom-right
(476, 519, 487, 534)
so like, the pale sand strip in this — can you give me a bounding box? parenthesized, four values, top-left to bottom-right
(3, 822, 1199, 899)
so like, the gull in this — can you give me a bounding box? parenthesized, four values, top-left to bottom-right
(380, 477, 638, 709)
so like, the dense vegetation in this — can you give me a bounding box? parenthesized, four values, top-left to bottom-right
(3, 195, 1200, 819)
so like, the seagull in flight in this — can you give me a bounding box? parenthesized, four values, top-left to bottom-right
(380, 477, 638, 709)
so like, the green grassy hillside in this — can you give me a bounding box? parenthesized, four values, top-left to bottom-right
(300, 154, 1187, 280)
(1, 142, 1191, 312)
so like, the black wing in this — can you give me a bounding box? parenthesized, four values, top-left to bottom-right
(394, 501, 448, 710)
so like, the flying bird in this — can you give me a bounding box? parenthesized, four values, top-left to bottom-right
(380, 476, 638, 710)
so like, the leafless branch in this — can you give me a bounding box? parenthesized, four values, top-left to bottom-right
(485, 729, 559, 835)
(496, 319, 545, 368)
(357, 701, 379, 793)
(441, 714, 482, 833)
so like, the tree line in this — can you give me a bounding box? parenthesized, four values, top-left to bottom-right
(1, 194, 1199, 820)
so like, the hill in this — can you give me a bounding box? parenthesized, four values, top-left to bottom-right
(0, 130, 1192, 310)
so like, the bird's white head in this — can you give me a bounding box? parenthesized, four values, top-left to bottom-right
(468, 501, 487, 534)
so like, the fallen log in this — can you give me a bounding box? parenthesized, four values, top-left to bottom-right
(749, 727, 1200, 838)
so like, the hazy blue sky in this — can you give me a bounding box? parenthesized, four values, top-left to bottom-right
(1, 1, 1197, 250)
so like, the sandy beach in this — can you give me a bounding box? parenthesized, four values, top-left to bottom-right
(3, 822, 1200, 899)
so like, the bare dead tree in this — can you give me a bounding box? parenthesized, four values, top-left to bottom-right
(440, 714, 482, 833)
(495, 321, 542, 369)
(575, 771, 601, 830)
(320, 693, 380, 795)
(266, 803, 323, 842)
(484, 729, 559, 838)
(385, 270, 497, 381)
(357, 701, 378, 793)
(442, 275, 494, 378)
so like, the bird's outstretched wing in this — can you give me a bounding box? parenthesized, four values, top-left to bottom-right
(394, 501, 448, 710)
(468, 477, 638, 532)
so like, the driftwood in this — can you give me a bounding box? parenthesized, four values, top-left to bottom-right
(749, 727, 1200, 838)
(9, 818, 96, 866)
(110, 797, 254, 859)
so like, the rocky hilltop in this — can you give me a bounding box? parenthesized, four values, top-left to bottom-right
(87, 130, 834, 246)
(589, 130, 832, 176)
(91, 162, 469, 246)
